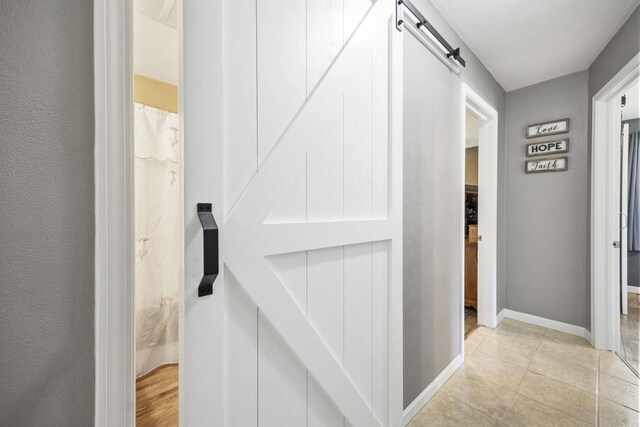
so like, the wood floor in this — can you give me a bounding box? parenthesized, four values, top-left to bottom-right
(136, 364, 178, 427)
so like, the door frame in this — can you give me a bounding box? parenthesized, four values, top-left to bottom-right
(591, 51, 640, 351)
(94, 0, 135, 425)
(460, 84, 499, 358)
(621, 122, 630, 316)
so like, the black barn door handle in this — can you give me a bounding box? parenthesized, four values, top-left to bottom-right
(197, 203, 218, 297)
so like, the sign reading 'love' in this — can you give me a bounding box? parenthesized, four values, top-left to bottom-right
(526, 118, 570, 139)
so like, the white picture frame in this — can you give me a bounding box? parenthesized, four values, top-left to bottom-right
(525, 156, 568, 174)
(526, 139, 569, 157)
(526, 118, 570, 139)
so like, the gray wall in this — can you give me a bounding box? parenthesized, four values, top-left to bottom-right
(626, 119, 640, 286)
(587, 5, 640, 330)
(503, 71, 589, 327)
(0, 1, 95, 425)
(403, 0, 506, 408)
(588, 6, 640, 103)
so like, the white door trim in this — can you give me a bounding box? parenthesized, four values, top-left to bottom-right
(591, 51, 640, 351)
(94, 0, 135, 425)
(622, 122, 630, 316)
(460, 84, 499, 361)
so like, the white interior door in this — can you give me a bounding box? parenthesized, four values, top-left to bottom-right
(608, 97, 624, 352)
(182, 0, 403, 425)
(621, 122, 630, 315)
(477, 120, 496, 327)
(469, 91, 498, 329)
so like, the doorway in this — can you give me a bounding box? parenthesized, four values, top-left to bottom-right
(132, 1, 181, 425)
(97, 0, 404, 423)
(591, 52, 640, 353)
(464, 110, 480, 336)
(460, 85, 499, 355)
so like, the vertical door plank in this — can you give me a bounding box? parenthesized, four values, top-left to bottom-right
(224, 0, 257, 212)
(264, 148, 307, 224)
(307, 247, 344, 364)
(343, 40, 373, 220)
(344, 243, 374, 406)
(308, 246, 345, 424)
(257, 0, 307, 165)
(307, 91, 344, 222)
(344, 0, 373, 40)
(307, 0, 344, 94)
(372, 241, 389, 424)
(372, 24, 389, 219)
(258, 311, 307, 426)
(224, 274, 258, 427)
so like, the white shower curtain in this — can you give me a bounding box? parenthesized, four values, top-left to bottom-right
(134, 103, 180, 377)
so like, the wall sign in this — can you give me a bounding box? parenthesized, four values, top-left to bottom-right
(526, 118, 570, 139)
(526, 139, 569, 157)
(525, 156, 568, 174)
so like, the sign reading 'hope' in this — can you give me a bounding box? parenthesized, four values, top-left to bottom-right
(526, 118, 570, 139)
(526, 139, 569, 157)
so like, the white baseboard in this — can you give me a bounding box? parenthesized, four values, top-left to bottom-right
(403, 355, 461, 425)
(497, 308, 506, 324)
(629, 286, 640, 294)
(584, 329, 593, 344)
(498, 309, 587, 338)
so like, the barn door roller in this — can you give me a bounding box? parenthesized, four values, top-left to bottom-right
(396, 0, 466, 67)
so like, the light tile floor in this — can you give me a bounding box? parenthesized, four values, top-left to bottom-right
(621, 293, 640, 374)
(409, 318, 640, 426)
(465, 307, 478, 337)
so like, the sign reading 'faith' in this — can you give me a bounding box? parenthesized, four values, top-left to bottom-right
(526, 118, 570, 139)
(526, 139, 569, 157)
(525, 156, 568, 174)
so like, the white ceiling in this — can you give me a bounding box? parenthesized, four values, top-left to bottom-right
(623, 81, 640, 121)
(133, 0, 179, 85)
(429, 0, 640, 91)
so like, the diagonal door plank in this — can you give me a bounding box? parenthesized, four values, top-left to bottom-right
(226, 257, 382, 427)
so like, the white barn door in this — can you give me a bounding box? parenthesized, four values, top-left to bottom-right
(182, 0, 403, 425)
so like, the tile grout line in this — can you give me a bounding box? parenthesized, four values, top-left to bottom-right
(454, 326, 602, 425)
(518, 331, 600, 425)
(515, 329, 570, 421)
(455, 324, 622, 426)
(509, 329, 544, 403)
(438, 347, 514, 426)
